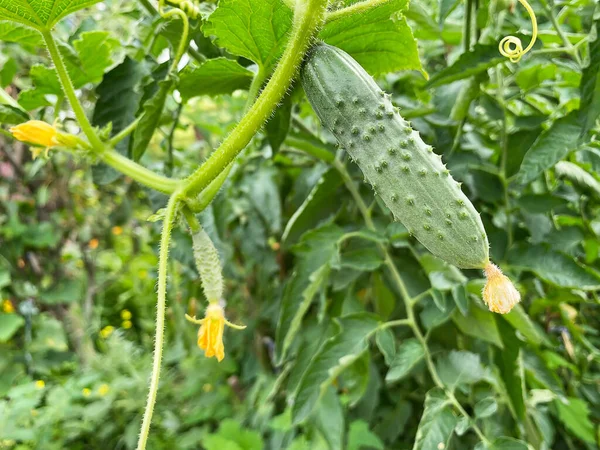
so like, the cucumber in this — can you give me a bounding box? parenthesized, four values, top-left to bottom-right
(301, 43, 489, 269)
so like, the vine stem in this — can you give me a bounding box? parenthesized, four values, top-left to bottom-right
(180, 0, 329, 197)
(540, 0, 582, 65)
(42, 29, 181, 194)
(244, 67, 268, 112)
(333, 159, 491, 447)
(325, 0, 393, 22)
(136, 195, 179, 450)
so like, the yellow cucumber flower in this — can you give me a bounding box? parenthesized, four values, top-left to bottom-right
(186, 303, 245, 362)
(482, 262, 521, 314)
(10, 120, 81, 158)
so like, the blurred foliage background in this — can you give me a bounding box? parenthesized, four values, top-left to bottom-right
(1, 0, 600, 449)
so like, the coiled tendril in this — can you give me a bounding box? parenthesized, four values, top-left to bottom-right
(165, 0, 201, 19)
(499, 0, 538, 62)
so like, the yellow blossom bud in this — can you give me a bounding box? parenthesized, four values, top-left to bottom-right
(82, 388, 91, 397)
(112, 226, 123, 236)
(2, 300, 15, 314)
(122, 320, 132, 329)
(10, 121, 58, 148)
(100, 325, 115, 339)
(98, 384, 110, 396)
(35, 380, 45, 389)
(120, 309, 132, 320)
(482, 262, 520, 314)
(185, 303, 246, 362)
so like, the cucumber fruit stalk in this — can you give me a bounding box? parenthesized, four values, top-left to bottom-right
(301, 43, 520, 312)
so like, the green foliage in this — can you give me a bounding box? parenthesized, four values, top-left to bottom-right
(1, 0, 600, 449)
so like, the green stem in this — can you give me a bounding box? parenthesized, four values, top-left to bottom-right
(108, 117, 141, 147)
(285, 135, 336, 163)
(42, 30, 104, 150)
(100, 150, 180, 194)
(136, 195, 179, 450)
(541, 1, 582, 65)
(160, 8, 189, 75)
(180, 0, 328, 197)
(496, 68, 513, 250)
(325, 0, 393, 22)
(244, 67, 268, 112)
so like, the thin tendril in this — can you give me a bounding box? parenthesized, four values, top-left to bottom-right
(499, 0, 538, 62)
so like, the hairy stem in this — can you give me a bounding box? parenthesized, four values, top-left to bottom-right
(325, 0, 394, 22)
(181, 0, 328, 197)
(136, 195, 179, 450)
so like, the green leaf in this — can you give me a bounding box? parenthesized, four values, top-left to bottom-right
(516, 194, 568, 214)
(496, 319, 526, 421)
(0, 104, 29, 124)
(579, 17, 600, 140)
(437, 350, 486, 391)
(0, 314, 25, 342)
(39, 277, 85, 304)
(503, 305, 549, 347)
(451, 283, 469, 316)
(92, 57, 147, 184)
(555, 161, 600, 199)
(413, 388, 457, 450)
(314, 387, 344, 450)
(320, 0, 423, 76)
(439, 0, 461, 25)
(514, 112, 581, 186)
(375, 328, 395, 365)
(178, 58, 254, 100)
(240, 166, 282, 234)
(523, 349, 564, 395)
(291, 313, 380, 424)
(508, 244, 600, 290)
(202, 0, 293, 71)
(202, 419, 263, 450)
(474, 397, 498, 418)
(426, 45, 505, 88)
(276, 224, 344, 363)
(0, 0, 101, 29)
(385, 338, 425, 383)
(0, 21, 42, 46)
(483, 437, 530, 450)
(554, 397, 595, 444)
(452, 305, 503, 348)
(347, 420, 384, 450)
(131, 78, 174, 162)
(265, 95, 292, 153)
(339, 247, 383, 271)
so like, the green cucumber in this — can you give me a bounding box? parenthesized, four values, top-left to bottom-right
(301, 43, 489, 269)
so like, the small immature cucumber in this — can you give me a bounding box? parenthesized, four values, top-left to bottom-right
(301, 44, 489, 269)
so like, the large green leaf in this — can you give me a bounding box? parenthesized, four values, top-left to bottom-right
(555, 161, 600, 199)
(314, 387, 344, 450)
(178, 58, 254, 100)
(554, 397, 596, 444)
(0, 314, 25, 342)
(413, 388, 457, 450)
(0, 21, 42, 46)
(503, 305, 549, 347)
(347, 420, 384, 450)
(320, 0, 423, 76)
(437, 350, 487, 391)
(426, 45, 505, 88)
(508, 244, 600, 290)
(452, 305, 503, 348)
(276, 224, 344, 363)
(291, 313, 380, 424)
(202, 0, 293, 72)
(514, 112, 581, 186)
(385, 338, 425, 383)
(579, 17, 600, 140)
(0, 0, 101, 29)
(496, 319, 526, 421)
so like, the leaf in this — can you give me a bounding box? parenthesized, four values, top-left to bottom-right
(265, 95, 292, 153)
(339, 247, 384, 271)
(347, 420, 384, 450)
(554, 397, 595, 444)
(503, 304, 549, 347)
(39, 277, 85, 304)
(452, 305, 503, 348)
(508, 244, 600, 290)
(240, 166, 282, 234)
(314, 387, 344, 450)
(202, 419, 263, 450)
(276, 224, 344, 363)
(514, 112, 581, 186)
(375, 328, 395, 365)
(439, 0, 461, 25)
(291, 313, 380, 424)
(555, 161, 600, 199)
(0, 314, 25, 342)
(426, 45, 505, 88)
(0, 104, 29, 124)
(496, 319, 526, 422)
(474, 398, 498, 418)
(202, 0, 293, 71)
(320, 0, 423, 76)
(483, 437, 530, 450)
(92, 57, 147, 185)
(516, 194, 567, 214)
(0, 21, 42, 46)
(523, 349, 564, 395)
(451, 283, 469, 316)
(437, 350, 486, 391)
(385, 338, 425, 383)
(178, 58, 254, 100)
(413, 388, 457, 450)
(579, 17, 600, 140)
(0, 0, 101, 29)
(131, 78, 174, 161)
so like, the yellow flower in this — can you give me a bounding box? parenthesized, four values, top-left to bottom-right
(98, 384, 110, 396)
(185, 303, 245, 362)
(122, 320, 132, 329)
(120, 309, 132, 320)
(35, 380, 45, 389)
(88, 238, 99, 250)
(82, 388, 91, 397)
(482, 262, 521, 314)
(100, 325, 115, 339)
(10, 121, 58, 148)
(111, 226, 123, 236)
(2, 300, 15, 314)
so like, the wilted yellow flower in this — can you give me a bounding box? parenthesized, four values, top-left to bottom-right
(120, 309, 132, 320)
(185, 303, 246, 362)
(35, 380, 45, 389)
(2, 300, 15, 314)
(482, 262, 521, 314)
(100, 325, 114, 339)
(82, 388, 91, 397)
(122, 320, 132, 329)
(98, 384, 110, 396)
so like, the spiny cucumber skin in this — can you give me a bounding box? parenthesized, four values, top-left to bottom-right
(192, 228, 224, 301)
(301, 44, 489, 269)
